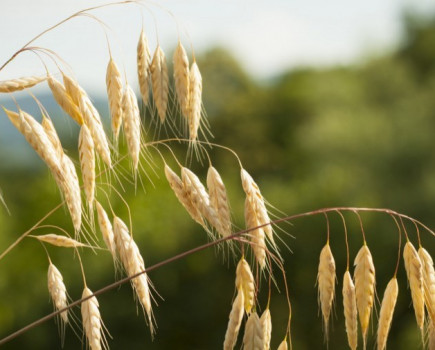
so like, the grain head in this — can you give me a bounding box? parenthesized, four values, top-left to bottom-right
(223, 288, 245, 350)
(342, 271, 357, 350)
(243, 312, 264, 350)
(377, 277, 399, 350)
(121, 84, 141, 170)
(173, 41, 190, 119)
(47, 263, 68, 323)
(79, 124, 96, 208)
(106, 58, 123, 140)
(235, 257, 255, 313)
(150, 45, 169, 123)
(137, 29, 151, 106)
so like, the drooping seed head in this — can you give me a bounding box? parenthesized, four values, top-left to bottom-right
(106, 58, 123, 140)
(0, 76, 46, 93)
(79, 124, 95, 208)
(342, 271, 357, 350)
(79, 95, 111, 168)
(173, 41, 190, 119)
(235, 257, 255, 313)
(403, 241, 425, 331)
(81, 287, 103, 350)
(260, 308, 272, 350)
(164, 164, 204, 226)
(137, 29, 151, 106)
(240, 169, 274, 247)
(41, 116, 63, 159)
(122, 84, 141, 170)
(377, 277, 399, 350)
(418, 247, 435, 324)
(188, 61, 202, 141)
(354, 244, 376, 343)
(224, 288, 245, 350)
(47, 75, 83, 125)
(34, 234, 85, 248)
(112, 216, 154, 334)
(150, 45, 169, 123)
(245, 196, 266, 269)
(243, 312, 264, 350)
(95, 201, 116, 257)
(317, 243, 336, 337)
(207, 166, 232, 237)
(47, 263, 68, 323)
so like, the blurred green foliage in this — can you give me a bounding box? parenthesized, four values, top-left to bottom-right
(1, 13, 435, 350)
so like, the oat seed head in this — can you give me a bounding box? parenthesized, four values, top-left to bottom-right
(188, 61, 202, 141)
(35, 234, 85, 248)
(207, 166, 232, 237)
(243, 312, 264, 350)
(260, 308, 272, 350)
(236, 257, 255, 313)
(106, 58, 123, 140)
(41, 116, 63, 159)
(121, 84, 141, 170)
(79, 95, 112, 168)
(277, 339, 288, 350)
(245, 196, 266, 269)
(354, 244, 376, 344)
(137, 29, 151, 107)
(224, 288, 245, 350)
(0, 76, 46, 93)
(342, 271, 357, 350)
(79, 124, 96, 208)
(164, 164, 204, 226)
(377, 277, 399, 350)
(47, 75, 83, 125)
(47, 263, 68, 323)
(96, 201, 116, 257)
(418, 247, 435, 324)
(150, 45, 169, 123)
(173, 41, 190, 119)
(403, 241, 425, 331)
(81, 287, 103, 350)
(317, 243, 336, 337)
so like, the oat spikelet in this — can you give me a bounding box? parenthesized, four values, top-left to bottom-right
(277, 339, 288, 350)
(62, 73, 85, 106)
(342, 271, 357, 350)
(173, 41, 190, 118)
(418, 247, 435, 324)
(260, 308, 272, 350)
(47, 263, 68, 323)
(241, 169, 275, 247)
(41, 116, 63, 159)
(236, 257, 255, 313)
(122, 85, 141, 170)
(207, 166, 232, 237)
(79, 96, 111, 167)
(95, 201, 116, 256)
(243, 312, 264, 350)
(150, 45, 169, 123)
(137, 29, 151, 106)
(59, 154, 82, 232)
(34, 234, 85, 248)
(245, 196, 266, 269)
(377, 277, 399, 350)
(113, 217, 153, 333)
(106, 58, 123, 140)
(79, 124, 95, 208)
(47, 75, 83, 125)
(224, 288, 245, 350)
(403, 241, 425, 331)
(81, 287, 103, 350)
(0, 76, 46, 92)
(164, 164, 204, 226)
(188, 61, 202, 141)
(317, 243, 336, 337)
(4, 109, 62, 174)
(354, 244, 376, 346)
(181, 167, 221, 233)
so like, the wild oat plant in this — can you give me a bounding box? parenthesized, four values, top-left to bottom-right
(0, 2, 434, 350)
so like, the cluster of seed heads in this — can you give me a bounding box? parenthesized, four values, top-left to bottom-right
(317, 237, 435, 350)
(1, 4, 435, 350)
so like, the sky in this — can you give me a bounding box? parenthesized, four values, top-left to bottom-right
(0, 0, 434, 93)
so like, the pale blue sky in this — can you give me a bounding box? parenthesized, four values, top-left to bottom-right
(0, 0, 434, 92)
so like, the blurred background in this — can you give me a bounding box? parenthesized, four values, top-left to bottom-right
(1, 0, 435, 349)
